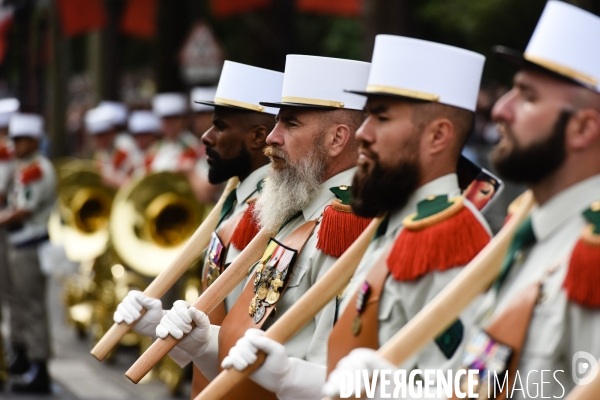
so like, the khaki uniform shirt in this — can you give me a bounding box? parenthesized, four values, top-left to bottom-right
(472, 173, 600, 398)
(7, 153, 56, 246)
(334, 174, 490, 373)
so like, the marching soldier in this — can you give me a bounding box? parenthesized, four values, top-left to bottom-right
(187, 86, 221, 203)
(155, 55, 371, 400)
(147, 92, 201, 173)
(190, 86, 218, 138)
(2, 113, 56, 394)
(126, 110, 162, 178)
(223, 36, 494, 399)
(324, 2, 600, 399)
(113, 61, 282, 395)
(85, 104, 137, 188)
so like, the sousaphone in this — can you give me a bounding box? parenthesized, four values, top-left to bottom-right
(49, 159, 114, 261)
(110, 172, 206, 277)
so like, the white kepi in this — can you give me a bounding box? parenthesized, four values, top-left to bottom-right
(128, 110, 161, 135)
(152, 93, 188, 118)
(347, 35, 485, 112)
(190, 86, 218, 113)
(9, 113, 44, 139)
(260, 55, 370, 111)
(194, 61, 283, 115)
(494, 0, 600, 92)
(0, 98, 20, 128)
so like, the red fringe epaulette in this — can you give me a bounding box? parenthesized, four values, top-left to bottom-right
(0, 145, 12, 161)
(563, 224, 600, 308)
(387, 197, 490, 281)
(316, 199, 372, 258)
(113, 149, 128, 169)
(20, 162, 43, 184)
(230, 199, 261, 250)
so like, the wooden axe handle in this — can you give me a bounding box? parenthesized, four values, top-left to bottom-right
(90, 177, 239, 361)
(125, 227, 274, 383)
(321, 190, 535, 400)
(376, 190, 534, 366)
(194, 217, 383, 400)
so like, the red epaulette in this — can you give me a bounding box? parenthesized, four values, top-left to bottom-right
(0, 145, 12, 161)
(316, 199, 372, 258)
(20, 162, 43, 184)
(180, 147, 198, 162)
(563, 203, 600, 308)
(387, 196, 490, 281)
(230, 199, 261, 250)
(113, 148, 128, 169)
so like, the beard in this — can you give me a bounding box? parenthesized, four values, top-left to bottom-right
(206, 143, 252, 184)
(351, 144, 421, 218)
(254, 138, 328, 232)
(491, 110, 570, 184)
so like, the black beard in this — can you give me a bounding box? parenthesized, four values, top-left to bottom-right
(351, 158, 421, 218)
(491, 110, 570, 184)
(206, 142, 252, 184)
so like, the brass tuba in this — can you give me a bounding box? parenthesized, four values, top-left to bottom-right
(109, 171, 207, 278)
(49, 158, 114, 261)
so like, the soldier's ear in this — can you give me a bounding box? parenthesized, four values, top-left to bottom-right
(567, 109, 600, 151)
(426, 117, 454, 156)
(249, 125, 269, 150)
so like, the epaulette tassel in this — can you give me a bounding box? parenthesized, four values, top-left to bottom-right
(387, 206, 490, 281)
(563, 226, 600, 308)
(230, 200, 261, 250)
(316, 200, 372, 258)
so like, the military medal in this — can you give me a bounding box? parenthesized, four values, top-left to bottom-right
(249, 239, 298, 324)
(205, 233, 225, 287)
(352, 281, 371, 336)
(253, 303, 266, 323)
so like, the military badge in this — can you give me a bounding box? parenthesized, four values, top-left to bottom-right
(205, 232, 225, 287)
(352, 281, 371, 336)
(248, 238, 298, 324)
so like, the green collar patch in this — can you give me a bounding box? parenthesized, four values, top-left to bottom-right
(583, 201, 600, 235)
(329, 185, 352, 205)
(414, 195, 454, 221)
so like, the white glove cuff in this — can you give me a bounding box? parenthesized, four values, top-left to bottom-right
(191, 325, 221, 380)
(277, 358, 326, 400)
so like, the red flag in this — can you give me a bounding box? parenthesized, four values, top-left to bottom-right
(297, 0, 361, 16)
(56, 0, 107, 37)
(121, 0, 157, 39)
(210, 0, 271, 19)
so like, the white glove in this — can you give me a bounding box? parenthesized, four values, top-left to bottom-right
(113, 290, 163, 337)
(322, 348, 397, 400)
(156, 300, 211, 358)
(222, 329, 325, 400)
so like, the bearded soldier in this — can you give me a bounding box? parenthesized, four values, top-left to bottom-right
(113, 62, 282, 396)
(155, 55, 371, 400)
(324, 2, 600, 399)
(222, 35, 497, 400)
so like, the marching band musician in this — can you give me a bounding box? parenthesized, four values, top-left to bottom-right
(1, 113, 56, 394)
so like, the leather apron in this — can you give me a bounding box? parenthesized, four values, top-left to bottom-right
(327, 247, 391, 374)
(217, 220, 317, 400)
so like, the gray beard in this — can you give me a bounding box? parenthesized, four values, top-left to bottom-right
(254, 148, 327, 233)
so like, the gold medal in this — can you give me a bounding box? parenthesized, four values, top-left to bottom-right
(352, 315, 362, 336)
(256, 261, 266, 273)
(249, 295, 258, 316)
(209, 268, 220, 284)
(257, 283, 268, 300)
(266, 288, 280, 304)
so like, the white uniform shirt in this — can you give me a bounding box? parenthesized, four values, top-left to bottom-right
(95, 133, 139, 181)
(0, 141, 15, 197)
(149, 131, 200, 172)
(472, 173, 600, 398)
(333, 174, 490, 373)
(7, 153, 56, 246)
